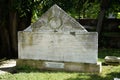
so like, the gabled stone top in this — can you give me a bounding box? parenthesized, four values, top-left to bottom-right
(24, 4, 87, 32)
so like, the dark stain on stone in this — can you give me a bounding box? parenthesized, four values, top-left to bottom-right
(54, 30, 58, 32)
(70, 32, 75, 36)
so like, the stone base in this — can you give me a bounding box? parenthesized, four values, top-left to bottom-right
(16, 59, 102, 73)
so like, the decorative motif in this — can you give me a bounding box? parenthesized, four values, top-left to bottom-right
(48, 16, 62, 31)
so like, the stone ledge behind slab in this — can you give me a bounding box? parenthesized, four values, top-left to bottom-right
(16, 59, 101, 73)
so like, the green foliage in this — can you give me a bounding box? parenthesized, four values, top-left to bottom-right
(110, 0, 120, 12)
(117, 12, 120, 19)
(106, 0, 120, 18)
(15, 0, 42, 18)
(16, 0, 119, 22)
(11, 0, 120, 22)
(98, 49, 120, 62)
(85, 2, 100, 18)
(31, 0, 101, 22)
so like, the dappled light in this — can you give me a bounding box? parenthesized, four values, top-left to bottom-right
(0, 60, 16, 74)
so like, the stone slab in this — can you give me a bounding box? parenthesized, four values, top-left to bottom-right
(18, 32, 98, 64)
(105, 56, 120, 65)
(105, 56, 119, 62)
(45, 62, 64, 69)
(17, 59, 101, 73)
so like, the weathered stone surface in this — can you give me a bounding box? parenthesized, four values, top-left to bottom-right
(18, 4, 101, 72)
(18, 32, 98, 64)
(17, 59, 101, 73)
(105, 56, 120, 64)
(105, 56, 118, 62)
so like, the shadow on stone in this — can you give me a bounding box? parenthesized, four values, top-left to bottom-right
(0, 67, 17, 74)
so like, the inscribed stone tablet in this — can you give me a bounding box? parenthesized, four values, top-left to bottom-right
(45, 62, 64, 69)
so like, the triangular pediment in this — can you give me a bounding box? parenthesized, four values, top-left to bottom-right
(24, 4, 87, 32)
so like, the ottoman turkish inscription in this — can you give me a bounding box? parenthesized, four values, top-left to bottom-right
(17, 4, 101, 72)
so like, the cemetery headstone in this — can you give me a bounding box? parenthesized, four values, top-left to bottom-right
(17, 4, 101, 73)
